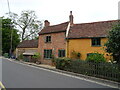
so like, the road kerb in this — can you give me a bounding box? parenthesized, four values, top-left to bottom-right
(0, 82, 6, 90)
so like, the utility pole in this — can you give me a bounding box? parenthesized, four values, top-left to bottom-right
(7, 0, 13, 58)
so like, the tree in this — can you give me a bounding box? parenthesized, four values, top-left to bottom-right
(8, 10, 42, 41)
(105, 21, 120, 63)
(2, 17, 20, 54)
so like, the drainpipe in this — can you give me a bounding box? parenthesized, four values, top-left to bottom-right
(66, 39, 69, 58)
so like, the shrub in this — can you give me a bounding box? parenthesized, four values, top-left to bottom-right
(32, 53, 41, 59)
(86, 53, 106, 63)
(71, 50, 81, 59)
(3, 53, 9, 58)
(18, 54, 23, 60)
(32, 53, 41, 63)
(55, 57, 71, 70)
(51, 55, 56, 66)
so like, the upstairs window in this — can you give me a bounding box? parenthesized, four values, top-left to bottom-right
(91, 38, 101, 46)
(45, 36, 51, 43)
(58, 49, 65, 57)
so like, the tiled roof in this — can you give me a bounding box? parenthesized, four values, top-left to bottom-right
(39, 22, 69, 35)
(67, 20, 118, 39)
(17, 40, 38, 48)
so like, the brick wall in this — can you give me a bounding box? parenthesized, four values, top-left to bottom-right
(38, 32, 66, 65)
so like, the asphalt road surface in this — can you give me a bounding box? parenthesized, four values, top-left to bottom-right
(2, 58, 115, 88)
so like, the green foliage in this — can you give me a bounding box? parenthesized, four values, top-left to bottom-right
(63, 59, 119, 82)
(51, 55, 56, 65)
(2, 17, 20, 54)
(86, 53, 106, 62)
(105, 21, 120, 62)
(32, 53, 41, 63)
(18, 54, 23, 60)
(32, 53, 41, 59)
(8, 10, 42, 41)
(71, 50, 81, 59)
(55, 57, 71, 70)
(3, 53, 9, 58)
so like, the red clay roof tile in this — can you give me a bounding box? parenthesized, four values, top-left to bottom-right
(17, 40, 38, 48)
(39, 22, 69, 35)
(67, 20, 118, 39)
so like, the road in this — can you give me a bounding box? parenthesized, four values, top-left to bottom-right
(1, 58, 115, 88)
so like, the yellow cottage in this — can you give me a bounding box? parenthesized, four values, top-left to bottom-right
(66, 20, 118, 61)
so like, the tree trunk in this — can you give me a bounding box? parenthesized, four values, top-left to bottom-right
(22, 29, 25, 41)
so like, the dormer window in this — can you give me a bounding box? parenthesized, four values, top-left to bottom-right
(45, 36, 51, 43)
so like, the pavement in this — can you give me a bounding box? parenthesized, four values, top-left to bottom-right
(2, 57, 120, 89)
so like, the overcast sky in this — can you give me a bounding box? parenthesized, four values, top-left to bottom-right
(0, 0, 119, 25)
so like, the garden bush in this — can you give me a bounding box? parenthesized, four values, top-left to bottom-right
(3, 53, 9, 58)
(86, 53, 106, 63)
(56, 58, 119, 82)
(32, 53, 41, 63)
(55, 57, 71, 70)
(18, 54, 23, 60)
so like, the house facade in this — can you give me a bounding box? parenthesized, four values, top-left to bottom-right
(67, 20, 118, 61)
(14, 11, 118, 64)
(37, 11, 118, 65)
(38, 21, 69, 65)
(38, 11, 74, 65)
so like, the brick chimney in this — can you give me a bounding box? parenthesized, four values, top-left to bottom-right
(44, 20, 50, 27)
(69, 11, 74, 26)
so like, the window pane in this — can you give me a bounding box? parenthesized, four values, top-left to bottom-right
(92, 38, 101, 46)
(58, 50, 65, 57)
(45, 36, 51, 43)
(44, 49, 52, 59)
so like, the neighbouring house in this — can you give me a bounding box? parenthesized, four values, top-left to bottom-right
(38, 11, 74, 65)
(38, 21, 69, 65)
(16, 39, 38, 62)
(66, 20, 118, 61)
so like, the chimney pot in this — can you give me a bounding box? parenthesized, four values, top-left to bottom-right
(69, 11, 74, 26)
(44, 20, 50, 27)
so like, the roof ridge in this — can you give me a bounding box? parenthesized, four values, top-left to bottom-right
(39, 21, 69, 35)
(47, 21, 69, 27)
(74, 20, 118, 25)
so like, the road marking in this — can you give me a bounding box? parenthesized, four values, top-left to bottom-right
(0, 82, 6, 90)
(5, 58, 119, 89)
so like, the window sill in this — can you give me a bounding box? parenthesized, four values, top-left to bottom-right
(45, 42, 51, 43)
(91, 45, 101, 47)
(44, 58, 52, 60)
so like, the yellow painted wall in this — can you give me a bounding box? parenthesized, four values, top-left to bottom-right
(67, 38, 111, 61)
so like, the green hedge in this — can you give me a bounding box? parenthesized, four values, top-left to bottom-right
(55, 58, 120, 82)
(55, 57, 71, 70)
(86, 53, 106, 62)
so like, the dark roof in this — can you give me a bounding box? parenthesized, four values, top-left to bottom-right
(67, 20, 118, 39)
(17, 40, 38, 48)
(39, 22, 69, 35)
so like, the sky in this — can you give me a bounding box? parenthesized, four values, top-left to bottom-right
(0, 0, 120, 25)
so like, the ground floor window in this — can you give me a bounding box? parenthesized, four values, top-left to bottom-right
(44, 49, 52, 59)
(58, 49, 65, 57)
